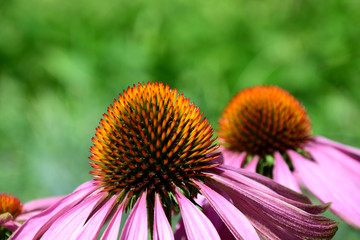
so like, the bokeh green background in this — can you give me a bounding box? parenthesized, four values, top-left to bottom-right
(1, 0, 359, 238)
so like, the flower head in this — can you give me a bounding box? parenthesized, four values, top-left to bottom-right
(12, 82, 338, 239)
(90, 82, 218, 208)
(0, 193, 61, 239)
(219, 85, 311, 156)
(219, 85, 360, 229)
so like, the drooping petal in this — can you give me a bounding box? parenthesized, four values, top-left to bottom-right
(273, 152, 301, 193)
(244, 156, 258, 172)
(221, 147, 246, 167)
(153, 193, 174, 240)
(120, 191, 147, 240)
(289, 149, 360, 229)
(2, 220, 20, 232)
(16, 211, 41, 222)
(195, 180, 259, 240)
(313, 136, 360, 158)
(209, 173, 338, 240)
(211, 167, 328, 215)
(10, 181, 97, 240)
(214, 166, 312, 205)
(77, 194, 119, 239)
(22, 196, 63, 213)
(101, 199, 126, 240)
(175, 195, 235, 240)
(306, 143, 360, 183)
(175, 188, 220, 240)
(218, 188, 301, 240)
(41, 192, 106, 239)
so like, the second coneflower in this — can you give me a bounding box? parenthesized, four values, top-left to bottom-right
(12, 82, 337, 239)
(0, 193, 62, 239)
(218, 85, 360, 229)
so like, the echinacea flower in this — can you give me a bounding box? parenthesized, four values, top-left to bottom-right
(218, 85, 360, 229)
(12, 82, 338, 240)
(0, 193, 61, 239)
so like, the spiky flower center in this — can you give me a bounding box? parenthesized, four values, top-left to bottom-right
(218, 86, 312, 156)
(0, 194, 22, 219)
(90, 82, 219, 206)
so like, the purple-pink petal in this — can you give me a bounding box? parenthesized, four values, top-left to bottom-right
(153, 193, 174, 240)
(212, 167, 329, 215)
(221, 147, 246, 167)
(77, 194, 118, 239)
(244, 156, 258, 172)
(41, 192, 106, 239)
(101, 198, 126, 240)
(195, 180, 259, 240)
(120, 191, 148, 240)
(216, 166, 311, 204)
(289, 149, 360, 229)
(15, 211, 41, 222)
(3, 220, 20, 232)
(22, 196, 63, 213)
(273, 152, 301, 193)
(175, 188, 220, 240)
(209, 173, 337, 239)
(314, 136, 360, 158)
(10, 181, 98, 240)
(306, 144, 360, 183)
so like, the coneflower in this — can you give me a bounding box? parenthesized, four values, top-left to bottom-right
(12, 83, 338, 239)
(218, 85, 360, 229)
(0, 193, 61, 239)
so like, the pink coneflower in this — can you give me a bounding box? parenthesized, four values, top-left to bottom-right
(218, 85, 360, 229)
(12, 82, 337, 239)
(0, 193, 61, 239)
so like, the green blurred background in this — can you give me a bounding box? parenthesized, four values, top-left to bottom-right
(0, 0, 359, 238)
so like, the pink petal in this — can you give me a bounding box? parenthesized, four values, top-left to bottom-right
(175, 188, 220, 240)
(75, 181, 97, 191)
(153, 193, 174, 240)
(210, 173, 337, 239)
(3, 220, 20, 232)
(41, 192, 106, 239)
(289, 150, 360, 229)
(210, 167, 328, 215)
(120, 191, 148, 240)
(313, 136, 360, 157)
(77, 194, 119, 239)
(10, 181, 97, 240)
(305, 144, 360, 183)
(23, 196, 64, 213)
(196, 181, 259, 240)
(221, 147, 247, 167)
(213, 166, 294, 201)
(16, 211, 42, 222)
(175, 195, 233, 240)
(101, 198, 126, 240)
(273, 152, 301, 193)
(216, 165, 311, 204)
(244, 156, 258, 172)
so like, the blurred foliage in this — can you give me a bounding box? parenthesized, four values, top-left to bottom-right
(0, 0, 359, 238)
